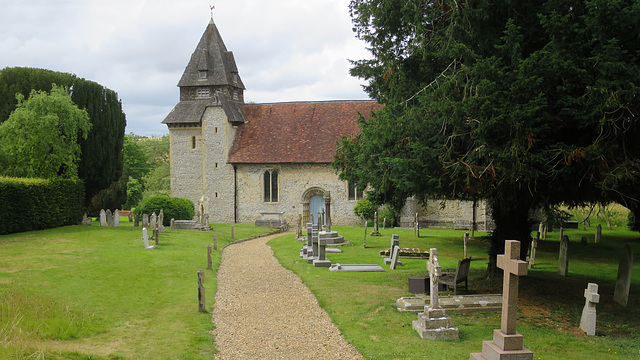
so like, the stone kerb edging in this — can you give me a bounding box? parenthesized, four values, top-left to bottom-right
(221, 228, 289, 251)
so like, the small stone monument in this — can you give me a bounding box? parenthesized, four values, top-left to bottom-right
(415, 212, 420, 238)
(128, 212, 133, 222)
(99, 209, 107, 226)
(296, 214, 302, 239)
(113, 209, 120, 227)
(324, 192, 332, 231)
(313, 237, 332, 267)
(81, 213, 92, 226)
(106, 209, 113, 227)
(464, 232, 469, 258)
(150, 212, 157, 230)
(213, 234, 218, 251)
(613, 244, 633, 307)
(470, 240, 533, 360)
(579, 283, 599, 336)
(384, 235, 401, 265)
(170, 218, 175, 231)
(134, 213, 140, 227)
(307, 224, 320, 263)
(390, 245, 401, 270)
(413, 248, 459, 340)
(363, 221, 368, 248)
(142, 228, 155, 249)
(370, 211, 381, 236)
(158, 210, 165, 232)
(595, 224, 602, 244)
(558, 235, 569, 277)
(528, 237, 537, 269)
(142, 213, 149, 227)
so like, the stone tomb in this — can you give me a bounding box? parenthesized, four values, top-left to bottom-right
(172, 220, 199, 230)
(613, 244, 633, 307)
(470, 240, 533, 360)
(99, 209, 106, 226)
(413, 248, 459, 340)
(255, 211, 287, 228)
(396, 294, 502, 314)
(579, 283, 599, 336)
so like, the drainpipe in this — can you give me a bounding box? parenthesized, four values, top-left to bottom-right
(233, 165, 238, 223)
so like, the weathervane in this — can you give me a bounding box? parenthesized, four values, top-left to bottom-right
(210, 5, 215, 21)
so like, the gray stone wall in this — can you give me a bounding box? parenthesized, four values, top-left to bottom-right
(169, 126, 204, 207)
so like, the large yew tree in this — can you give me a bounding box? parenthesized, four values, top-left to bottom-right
(334, 0, 640, 272)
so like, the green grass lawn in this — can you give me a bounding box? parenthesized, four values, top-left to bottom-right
(0, 219, 271, 359)
(268, 223, 640, 359)
(1, 218, 638, 359)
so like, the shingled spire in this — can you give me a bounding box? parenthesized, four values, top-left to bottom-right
(178, 19, 245, 103)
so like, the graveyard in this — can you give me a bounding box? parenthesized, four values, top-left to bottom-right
(0, 216, 638, 359)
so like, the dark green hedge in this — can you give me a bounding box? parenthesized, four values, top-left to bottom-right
(0, 177, 85, 235)
(135, 196, 195, 226)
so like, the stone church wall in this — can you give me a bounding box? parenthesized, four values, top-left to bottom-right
(169, 126, 204, 206)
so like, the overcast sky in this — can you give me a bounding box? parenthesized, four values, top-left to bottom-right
(0, 0, 372, 137)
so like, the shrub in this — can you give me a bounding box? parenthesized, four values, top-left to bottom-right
(378, 208, 395, 227)
(353, 198, 377, 221)
(135, 196, 194, 226)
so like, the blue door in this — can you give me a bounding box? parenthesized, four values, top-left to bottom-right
(309, 194, 325, 225)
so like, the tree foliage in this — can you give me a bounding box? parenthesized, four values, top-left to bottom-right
(335, 0, 640, 270)
(0, 67, 127, 203)
(0, 85, 91, 179)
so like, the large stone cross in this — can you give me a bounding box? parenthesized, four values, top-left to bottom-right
(428, 248, 441, 309)
(497, 240, 528, 335)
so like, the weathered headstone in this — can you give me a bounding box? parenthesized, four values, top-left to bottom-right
(464, 232, 469, 258)
(313, 237, 332, 267)
(81, 213, 92, 226)
(128, 212, 133, 222)
(134, 213, 140, 227)
(528, 237, 537, 269)
(154, 227, 159, 245)
(371, 211, 381, 236)
(150, 212, 157, 230)
(579, 283, 599, 336)
(142, 228, 155, 249)
(198, 270, 206, 312)
(308, 224, 320, 263)
(558, 235, 569, 277)
(142, 213, 149, 227)
(383, 217, 386, 229)
(384, 235, 401, 265)
(325, 192, 332, 231)
(470, 240, 533, 360)
(363, 221, 368, 248)
(391, 234, 400, 249)
(613, 244, 633, 307)
(415, 212, 420, 237)
(595, 224, 602, 244)
(170, 218, 175, 231)
(105, 209, 113, 227)
(207, 245, 213, 270)
(390, 245, 400, 270)
(113, 209, 120, 227)
(296, 214, 302, 239)
(158, 210, 165, 232)
(413, 247, 459, 340)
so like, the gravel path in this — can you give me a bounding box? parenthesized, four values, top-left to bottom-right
(212, 233, 364, 360)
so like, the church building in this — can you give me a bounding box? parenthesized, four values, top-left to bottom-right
(163, 19, 492, 229)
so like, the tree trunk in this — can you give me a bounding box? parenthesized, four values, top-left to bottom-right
(486, 197, 533, 278)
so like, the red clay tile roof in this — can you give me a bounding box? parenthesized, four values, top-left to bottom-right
(228, 101, 382, 164)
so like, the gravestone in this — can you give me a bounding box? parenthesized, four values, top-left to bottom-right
(170, 218, 175, 231)
(158, 210, 165, 232)
(464, 232, 469, 258)
(313, 238, 332, 267)
(595, 224, 602, 244)
(390, 245, 401, 270)
(363, 221, 368, 248)
(308, 225, 320, 264)
(301, 222, 313, 259)
(415, 212, 420, 237)
(325, 192, 332, 231)
(470, 240, 533, 360)
(128, 212, 133, 222)
(528, 237, 537, 269)
(134, 213, 140, 227)
(81, 213, 92, 226)
(142, 228, 155, 249)
(113, 209, 120, 227)
(329, 263, 385, 272)
(150, 212, 157, 230)
(384, 235, 402, 265)
(413, 248, 459, 340)
(98, 209, 106, 226)
(142, 213, 149, 227)
(613, 245, 633, 307)
(106, 209, 113, 227)
(296, 214, 302, 239)
(370, 211, 381, 236)
(558, 235, 569, 277)
(579, 283, 599, 336)
(383, 217, 386, 229)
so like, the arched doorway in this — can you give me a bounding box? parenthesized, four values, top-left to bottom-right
(301, 187, 327, 225)
(310, 194, 325, 225)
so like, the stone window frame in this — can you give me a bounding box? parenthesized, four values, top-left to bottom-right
(347, 181, 364, 201)
(198, 70, 208, 80)
(263, 169, 279, 203)
(196, 87, 211, 98)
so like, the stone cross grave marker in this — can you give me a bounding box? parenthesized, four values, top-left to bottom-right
(100, 209, 108, 226)
(471, 240, 532, 359)
(105, 209, 113, 226)
(371, 211, 381, 236)
(558, 235, 569, 276)
(142, 213, 149, 227)
(313, 237, 332, 267)
(595, 224, 602, 244)
(113, 209, 120, 227)
(579, 283, 599, 336)
(613, 244, 633, 307)
(325, 192, 332, 231)
(390, 245, 401, 270)
(412, 247, 459, 340)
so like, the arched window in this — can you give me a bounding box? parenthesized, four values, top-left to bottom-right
(263, 170, 278, 202)
(348, 181, 364, 201)
(192, 136, 197, 149)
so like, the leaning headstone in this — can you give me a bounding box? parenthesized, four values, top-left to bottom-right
(579, 283, 599, 336)
(391, 234, 400, 249)
(613, 245, 633, 307)
(142, 228, 155, 249)
(99, 209, 107, 226)
(363, 221, 368, 248)
(558, 235, 569, 276)
(142, 213, 149, 227)
(390, 245, 401, 270)
(198, 270, 206, 312)
(81, 213, 92, 226)
(370, 211, 381, 236)
(384, 235, 401, 265)
(595, 224, 602, 244)
(470, 240, 533, 359)
(113, 209, 120, 227)
(413, 247, 459, 340)
(105, 209, 113, 227)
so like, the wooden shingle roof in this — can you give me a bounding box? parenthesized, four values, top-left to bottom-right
(228, 101, 381, 164)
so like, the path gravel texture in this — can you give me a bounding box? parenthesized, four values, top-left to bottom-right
(212, 233, 364, 360)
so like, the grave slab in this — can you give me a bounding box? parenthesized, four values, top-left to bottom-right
(396, 294, 502, 314)
(329, 264, 385, 272)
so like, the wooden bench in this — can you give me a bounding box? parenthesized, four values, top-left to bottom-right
(439, 258, 471, 295)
